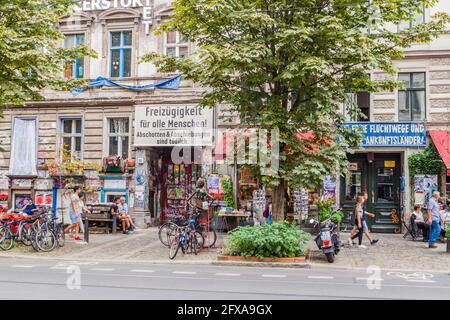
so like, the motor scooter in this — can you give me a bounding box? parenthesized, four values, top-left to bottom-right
(310, 216, 341, 263)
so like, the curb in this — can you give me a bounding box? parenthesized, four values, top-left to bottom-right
(211, 260, 311, 268)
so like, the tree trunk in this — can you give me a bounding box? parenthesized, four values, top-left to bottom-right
(272, 181, 287, 221)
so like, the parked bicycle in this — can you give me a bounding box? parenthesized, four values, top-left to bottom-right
(168, 211, 205, 260)
(159, 198, 218, 249)
(0, 206, 65, 252)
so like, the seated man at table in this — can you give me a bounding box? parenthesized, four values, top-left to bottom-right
(411, 204, 429, 241)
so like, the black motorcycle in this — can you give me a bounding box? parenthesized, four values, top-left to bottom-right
(310, 216, 341, 263)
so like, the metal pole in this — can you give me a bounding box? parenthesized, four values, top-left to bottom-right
(84, 218, 89, 243)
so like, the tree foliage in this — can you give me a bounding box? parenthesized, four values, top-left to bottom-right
(408, 144, 444, 182)
(0, 0, 96, 109)
(141, 0, 449, 217)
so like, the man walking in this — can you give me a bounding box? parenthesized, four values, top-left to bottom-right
(427, 191, 441, 249)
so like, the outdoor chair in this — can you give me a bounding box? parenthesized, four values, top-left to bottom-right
(402, 213, 423, 241)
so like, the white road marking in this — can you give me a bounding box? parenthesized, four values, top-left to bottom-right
(90, 268, 114, 272)
(130, 269, 155, 273)
(355, 277, 384, 282)
(262, 274, 286, 278)
(308, 276, 334, 280)
(11, 265, 34, 268)
(173, 271, 197, 275)
(215, 273, 241, 277)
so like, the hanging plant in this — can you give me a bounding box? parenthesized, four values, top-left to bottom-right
(408, 144, 444, 181)
(221, 177, 235, 208)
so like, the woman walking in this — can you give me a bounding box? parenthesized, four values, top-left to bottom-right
(350, 195, 366, 248)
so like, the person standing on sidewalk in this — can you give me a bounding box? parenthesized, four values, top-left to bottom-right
(64, 186, 83, 241)
(362, 191, 379, 245)
(427, 191, 441, 249)
(350, 195, 365, 248)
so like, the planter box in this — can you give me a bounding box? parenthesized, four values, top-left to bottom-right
(217, 254, 306, 263)
(447, 239, 450, 253)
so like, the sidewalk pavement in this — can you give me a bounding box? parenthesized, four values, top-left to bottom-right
(0, 228, 224, 263)
(1, 228, 449, 272)
(308, 232, 450, 272)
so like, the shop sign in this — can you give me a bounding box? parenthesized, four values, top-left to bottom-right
(384, 160, 396, 168)
(78, 0, 153, 34)
(134, 105, 214, 147)
(12, 179, 32, 189)
(348, 163, 358, 171)
(0, 179, 9, 190)
(35, 179, 54, 190)
(345, 122, 426, 147)
(104, 179, 127, 190)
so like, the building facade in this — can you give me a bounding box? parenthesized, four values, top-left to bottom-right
(0, 1, 449, 231)
(339, 1, 450, 232)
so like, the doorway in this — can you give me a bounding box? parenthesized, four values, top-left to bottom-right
(340, 153, 401, 233)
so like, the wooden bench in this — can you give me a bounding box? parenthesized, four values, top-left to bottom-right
(83, 204, 119, 234)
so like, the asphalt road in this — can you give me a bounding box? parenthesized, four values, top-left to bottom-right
(0, 257, 449, 300)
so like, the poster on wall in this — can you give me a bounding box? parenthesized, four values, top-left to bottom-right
(323, 175, 337, 203)
(35, 192, 52, 206)
(207, 175, 221, 196)
(0, 179, 9, 190)
(414, 175, 438, 207)
(14, 193, 32, 210)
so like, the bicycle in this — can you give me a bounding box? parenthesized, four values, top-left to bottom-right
(168, 213, 204, 260)
(159, 198, 218, 248)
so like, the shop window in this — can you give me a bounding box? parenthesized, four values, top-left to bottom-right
(344, 92, 370, 121)
(164, 31, 189, 58)
(107, 118, 130, 159)
(398, 7, 425, 31)
(105, 192, 126, 204)
(398, 72, 426, 121)
(9, 118, 37, 176)
(110, 31, 132, 78)
(64, 34, 85, 79)
(59, 118, 83, 159)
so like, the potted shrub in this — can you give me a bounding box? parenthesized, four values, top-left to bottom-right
(220, 221, 310, 262)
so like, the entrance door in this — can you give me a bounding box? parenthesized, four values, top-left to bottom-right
(341, 153, 401, 233)
(368, 156, 401, 233)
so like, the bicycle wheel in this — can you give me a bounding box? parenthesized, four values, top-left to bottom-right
(200, 226, 217, 248)
(19, 224, 32, 246)
(0, 226, 14, 251)
(29, 227, 40, 252)
(169, 237, 181, 260)
(36, 229, 57, 252)
(56, 223, 65, 247)
(159, 223, 179, 247)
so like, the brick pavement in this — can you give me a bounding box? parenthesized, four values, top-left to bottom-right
(1, 228, 449, 271)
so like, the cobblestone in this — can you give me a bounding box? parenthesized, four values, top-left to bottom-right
(308, 232, 450, 272)
(1, 229, 449, 271)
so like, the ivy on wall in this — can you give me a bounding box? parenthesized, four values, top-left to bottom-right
(408, 144, 444, 182)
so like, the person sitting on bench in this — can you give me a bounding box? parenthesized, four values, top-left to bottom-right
(118, 196, 136, 232)
(411, 204, 429, 241)
(110, 197, 131, 235)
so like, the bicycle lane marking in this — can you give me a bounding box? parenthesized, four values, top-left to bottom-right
(386, 272, 435, 283)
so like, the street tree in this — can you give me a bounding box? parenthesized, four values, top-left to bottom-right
(142, 0, 449, 220)
(0, 0, 96, 109)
